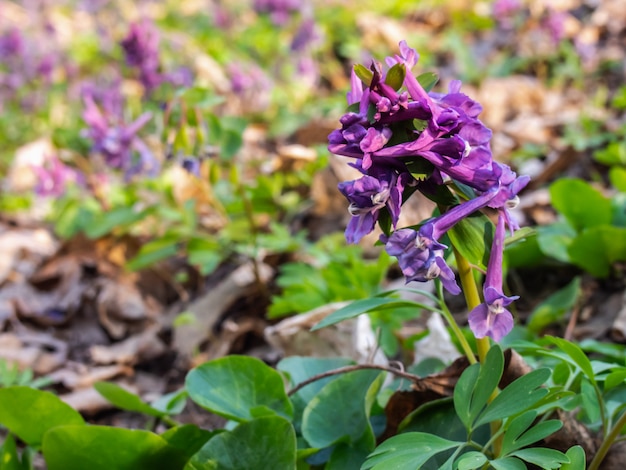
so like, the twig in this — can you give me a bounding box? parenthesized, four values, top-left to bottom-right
(287, 364, 420, 396)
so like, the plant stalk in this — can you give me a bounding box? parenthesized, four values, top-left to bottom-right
(589, 410, 626, 470)
(453, 246, 501, 457)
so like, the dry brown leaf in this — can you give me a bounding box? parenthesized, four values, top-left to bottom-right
(90, 326, 167, 365)
(172, 261, 273, 360)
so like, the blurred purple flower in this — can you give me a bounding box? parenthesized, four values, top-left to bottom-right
(0, 29, 23, 57)
(253, 0, 301, 25)
(121, 19, 162, 93)
(468, 213, 517, 341)
(82, 93, 159, 178)
(33, 156, 81, 197)
(227, 62, 273, 113)
(291, 18, 318, 52)
(542, 8, 567, 45)
(492, 0, 522, 29)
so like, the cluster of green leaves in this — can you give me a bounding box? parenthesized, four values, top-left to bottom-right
(508, 177, 626, 278)
(1, 344, 600, 470)
(364, 345, 583, 470)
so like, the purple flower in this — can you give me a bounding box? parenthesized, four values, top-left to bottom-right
(120, 20, 162, 93)
(291, 18, 318, 53)
(383, 228, 461, 295)
(253, 0, 301, 25)
(492, 0, 522, 29)
(227, 62, 273, 113)
(339, 168, 409, 244)
(33, 156, 81, 197)
(468, 213, 518, 341)
(82, 93, 158, 178)
(542, 8, 567, 45)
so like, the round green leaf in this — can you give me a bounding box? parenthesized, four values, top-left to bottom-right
(456, 451, 488, 470)
(0, 387, 85, 447)
(568, 226, 626, 278)
(561, 445, 586, 470)
(302, 369, 382, 448)
(184, 416, 296, 470)
(550, 178, 612, 231)
(42, 425, 187, 470)
(185, 355, 293, 422)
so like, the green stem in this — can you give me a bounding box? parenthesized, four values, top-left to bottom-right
(452, 246, 490, 363)
(589, 410, 626, 470)
(453, 246, 502, 456)
(436, 281, 476, 365)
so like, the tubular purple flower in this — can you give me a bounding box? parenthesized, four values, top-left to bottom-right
(121, 20, 162, 93)
(468, 213, 518, 341)
(339, 168, 409, 244)
(346, 68, 364, 105)
(383, 228, 461, 295)
(82, 94, 155, 177)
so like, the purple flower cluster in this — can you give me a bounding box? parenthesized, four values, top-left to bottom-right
(253, 0, 302, 25)
(120, 20, 162, 94)
(328, 41, 530, 341)
(81, 88, 159, 179)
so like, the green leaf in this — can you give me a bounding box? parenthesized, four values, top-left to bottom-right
(186, 355, 293, 422)
(417, 72, 439, 92)
(353, 64, 373, 86)
(84, 206, 147, 239)
(510, 448, 569, 469)
(490, 457, 527, 470)
(186, 238, 223, 275)
(545, 336, 595, 385)
(527, 277, 581, 334)
(126, 237, 179, 271)
(536, 223, 576, 263)
(150, 389, 188, 415)
(475, 369, 550, 427)
(580, 378, 601, 423)
(453, 363, 480, 430)
(0, 387, 85, 447)
(278, 356, 354, 403)
(454, 346, 504, 432)
(568, 226, 626, 277)
(326, 431, 375, 470)
(500, 411, 537, 455)
(604, 369, 626, 390)
(561, 445, 586, 470)
(94, 382, 167, 418)
(311, 297, 426, 331)
(302, 370, 381, 448)
(469, 345, 504, 426)
(361, 433, 461, 470)
(385, 63, 406, 91)
(0, 434, 22, 470)
(502, 415, 562, 455)
(160, 425, 218, 463)
(42, 425, 187, 470)
(184, 416, 296, 470)
(550, 178, 612, 231)
(610, 166, 626, 193)
(447, 212, 493, 270)
(456, 451, 488, 470)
